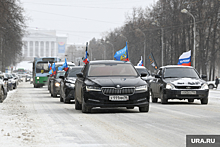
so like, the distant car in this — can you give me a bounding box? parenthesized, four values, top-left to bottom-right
(75, 60, 150, 113)
(50, 71, 65, 97)
(134, 66, 154, 84)
(48, 62, 75, 93)
(0, 77, 7, 103)
(206, 78, 220, 89)
(59, 66, 83, 103)
(25, 74, 32, 82)
(8, 73, 18, 89)
(150, 65, 209, 104)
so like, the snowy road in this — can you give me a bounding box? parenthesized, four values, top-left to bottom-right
(0, 82, 220, 147)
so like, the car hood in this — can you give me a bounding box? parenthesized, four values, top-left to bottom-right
(66, 77, 76, 83)
(86, 77, 146, 87)
(164, 78, 205, 86)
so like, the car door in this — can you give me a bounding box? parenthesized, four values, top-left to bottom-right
(154, 69, 163, 97)
(75, 65, 87, 103)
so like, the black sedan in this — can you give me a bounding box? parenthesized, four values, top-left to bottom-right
(50, 71, 65, 97)
(59, 66, 83, 103)
(74, 60, 150, 113)
(150, 65, 209, 104)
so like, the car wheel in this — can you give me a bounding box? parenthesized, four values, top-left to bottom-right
(75, 98, 82, 110)
(13, 84, 17, 89)
(139, 104, 149, 112)
(60, 94, 63, 102)
(188, 99, 194, 103)
(82, 96, 92, 113)
(208, 84, 214, 89)
(161, 92, 168, 104)
(151, 90, 158, 103)
(201, 97, 208, 105)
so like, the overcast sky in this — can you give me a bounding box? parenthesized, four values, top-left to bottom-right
(20, 0, 156, 44)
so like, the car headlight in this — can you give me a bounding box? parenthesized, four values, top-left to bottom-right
(66, 83, 75, 87)
(55, 82, 60, 87)
(135, 85, 148, 91)
(166, 83, 175, 89)
(201, 83, 209, 90)
(37, 77, 39, 80)
(86, 86, 101, 92)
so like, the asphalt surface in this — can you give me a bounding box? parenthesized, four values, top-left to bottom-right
(0, 82, 220, 147)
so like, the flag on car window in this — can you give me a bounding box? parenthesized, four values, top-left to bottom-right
(137, 56, 143, 66)
(48, 61, 52, 70)
(114, 42, 129, 61)
(52, 63, 56, 75)
(58, 58, 69, 71)
(83, 42, 89, 64)
(177, 50, 191, 66)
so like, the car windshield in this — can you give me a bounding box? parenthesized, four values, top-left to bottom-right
(136, 68, 150, 76)
(56, 72, 65, 78)
(68, 68, 82, 77)
(88, 63, 138, 77)
(164, 67, 199, 78)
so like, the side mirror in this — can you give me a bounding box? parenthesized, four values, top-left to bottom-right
(76, 73, 83, 78)
(140, 73, 147, 77)
(155, 74, 161, 78)
(201, 75, 207, 79)
(59, 76, 65, 80)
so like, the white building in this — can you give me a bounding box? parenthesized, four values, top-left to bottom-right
(22, 29, 68, 61)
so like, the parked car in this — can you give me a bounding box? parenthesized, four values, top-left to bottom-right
(0, 74, 9, 92)
(75, 60, 150, 113)
(150, 65, 209, 104)
(3, 73, 13, 90)
(206, 78, 220, 89)
(0, 77, 7, 103)
(59, 66, 83, 103)
(50, 71, 65, 97)
(8, 73, 18, 89)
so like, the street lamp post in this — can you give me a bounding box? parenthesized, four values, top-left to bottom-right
(152, 21, 164, 66)
(181, 9, 196, 68)
(136, 28, 146, 66)
(106, 41, 114, 60)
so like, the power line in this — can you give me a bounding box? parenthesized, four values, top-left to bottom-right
(27, 9, 122, 25)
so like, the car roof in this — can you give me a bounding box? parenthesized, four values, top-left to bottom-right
(160, 65, 194, 69)
(134, 66, 147, 69)
(69, 66, 83, 69)
(89, 60, 131, 65)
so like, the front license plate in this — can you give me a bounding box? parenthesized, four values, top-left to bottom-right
(181, 91, 196, 95)
(109, 95, 129, 101)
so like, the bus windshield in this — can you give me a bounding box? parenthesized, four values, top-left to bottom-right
(36, 62, 49, 73)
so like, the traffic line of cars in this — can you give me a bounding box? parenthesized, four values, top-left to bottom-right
(45, 60, 210, 113)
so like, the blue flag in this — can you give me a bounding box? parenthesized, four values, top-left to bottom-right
(114, 42, 129, 61)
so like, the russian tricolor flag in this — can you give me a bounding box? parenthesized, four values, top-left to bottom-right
(137, 56, 143, 66)
(177, 50, 191, 66)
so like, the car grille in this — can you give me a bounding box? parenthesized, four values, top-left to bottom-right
(175, 86, 201, 89)
(102, 87, 135, 95)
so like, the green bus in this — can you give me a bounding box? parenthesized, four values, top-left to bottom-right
(33, 57, 61, 88)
